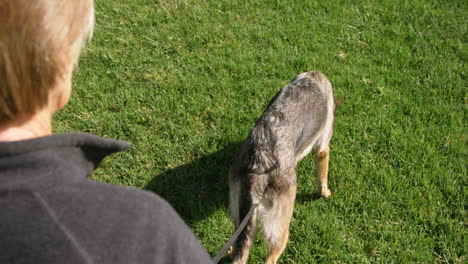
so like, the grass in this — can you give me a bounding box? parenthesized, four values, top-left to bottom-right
(54, 0, 466, 262)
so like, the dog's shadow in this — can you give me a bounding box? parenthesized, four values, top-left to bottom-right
(144, 142, 242, 224)
(296, 192, 323, 203)
(145, 140, 325, 226)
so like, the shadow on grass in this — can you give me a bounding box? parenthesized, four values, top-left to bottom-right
(296, 192, 324, 203)
(144, 142, 243, 225)
(145, 140, 325, 227)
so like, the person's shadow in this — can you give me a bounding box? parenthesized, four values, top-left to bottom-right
(144, 141, 242, 225)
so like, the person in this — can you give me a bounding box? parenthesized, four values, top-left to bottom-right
(0, 1, 212, 263)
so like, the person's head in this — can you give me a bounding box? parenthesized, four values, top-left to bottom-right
(0, 0, 95, 123)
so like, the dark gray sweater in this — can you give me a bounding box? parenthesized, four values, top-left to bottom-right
(0, 133, 211, 264)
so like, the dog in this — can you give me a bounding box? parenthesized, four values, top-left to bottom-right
(229, 71, 343, 264)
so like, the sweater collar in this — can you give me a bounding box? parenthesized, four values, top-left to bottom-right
(0, 133, 131, 189)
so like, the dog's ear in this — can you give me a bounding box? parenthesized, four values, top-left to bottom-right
(334, 97, 344, 111)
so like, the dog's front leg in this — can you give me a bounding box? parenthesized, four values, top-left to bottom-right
(315, 147, 332, 198)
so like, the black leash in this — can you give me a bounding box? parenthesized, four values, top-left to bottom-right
(212, 203, 259, 264)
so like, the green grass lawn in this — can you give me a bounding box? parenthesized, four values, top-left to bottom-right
(54, 0, 466, 262)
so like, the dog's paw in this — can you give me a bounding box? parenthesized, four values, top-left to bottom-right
(320, 187, 332, 198)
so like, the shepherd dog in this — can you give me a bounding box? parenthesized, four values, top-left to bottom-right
(229, 71, 343, 264)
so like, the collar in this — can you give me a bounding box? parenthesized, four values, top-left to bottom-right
(0, 133, 131, 189)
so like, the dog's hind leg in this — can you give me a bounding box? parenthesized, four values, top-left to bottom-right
(261, 185, 296, 264)
(316, 147, 331, 198)
(229, 173, 242, 228)
(231, 209, 258, 264)
(231, 192, 258, 264)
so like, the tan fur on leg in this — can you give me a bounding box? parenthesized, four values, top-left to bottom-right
(265, 228, 289, 264)
(316, 147, 331, 198)
(263, 187, 296, 264)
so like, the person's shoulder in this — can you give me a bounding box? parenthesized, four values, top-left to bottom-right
(91, 181, 213, 263)
(69, 179, 175, 216)
(47, 180, 212, 263)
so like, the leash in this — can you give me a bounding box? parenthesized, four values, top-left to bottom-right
(212, 203, 259, 264)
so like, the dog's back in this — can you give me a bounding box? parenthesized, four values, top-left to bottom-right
(229, 71, 339, 264)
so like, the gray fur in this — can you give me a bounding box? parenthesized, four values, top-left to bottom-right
(229, 71, 339, 264)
